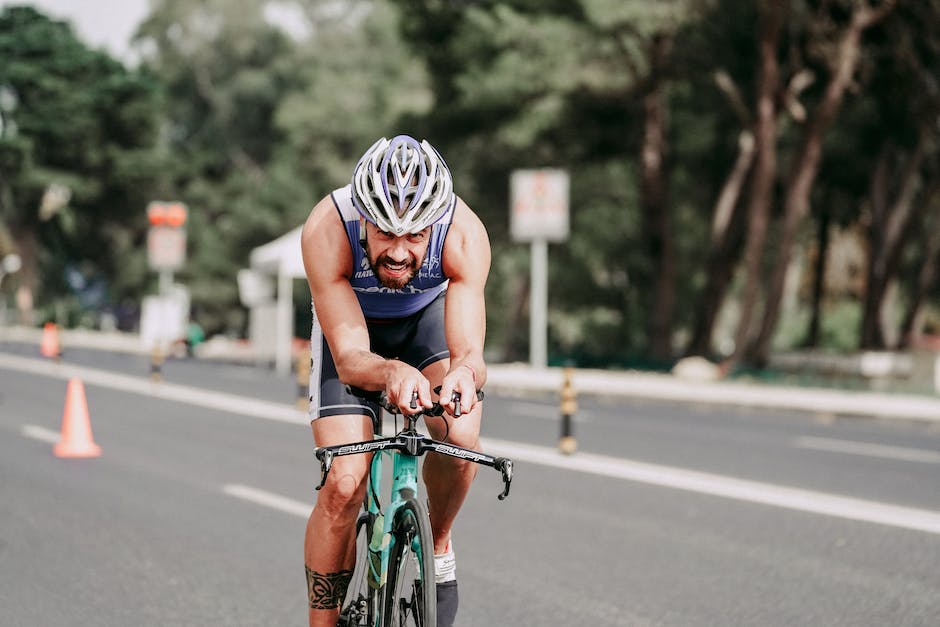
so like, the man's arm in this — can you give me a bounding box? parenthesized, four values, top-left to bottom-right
(300, 197, 433, 410)
(438, 198, 491, 415)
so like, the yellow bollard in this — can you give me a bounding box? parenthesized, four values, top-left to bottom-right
(150, 344, 164, 383)
(559, 366, 577, 454)
(296, 347, 311, 410)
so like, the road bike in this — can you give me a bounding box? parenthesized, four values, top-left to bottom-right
(314, 387, 513, 627)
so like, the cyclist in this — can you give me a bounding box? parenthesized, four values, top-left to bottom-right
(300, 135, 490, 627)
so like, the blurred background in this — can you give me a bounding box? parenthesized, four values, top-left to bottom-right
(0, 0, 938, 388)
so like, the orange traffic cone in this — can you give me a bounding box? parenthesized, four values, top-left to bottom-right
(53, 378, 101, 458)
(40, 322, 61, 359)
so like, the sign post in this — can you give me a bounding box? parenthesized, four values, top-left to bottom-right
(510, 169, 569, 368)
(143, 202, 189, 353)
(147, 201, 188, 295)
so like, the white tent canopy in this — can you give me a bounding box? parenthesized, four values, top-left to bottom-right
(244, 225, 306, 374)
(249, 226, 304, 278)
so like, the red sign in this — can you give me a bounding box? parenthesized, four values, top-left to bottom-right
(147, 201, 188, 227)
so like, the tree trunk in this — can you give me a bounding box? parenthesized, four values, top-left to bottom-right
(640, 33, 675, 363)
(804, 204, 830, 347)
(725, 0, 784, 370)
(898, 189, 940, 349)
(685, 131, 754, 356)
(746, 0, 898, 365)
(860, 135, 927, 348)
(501, 272, 530, 363)
(860, 146, 890, 347)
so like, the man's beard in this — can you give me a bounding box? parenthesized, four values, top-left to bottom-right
(366, 248, 422, 290)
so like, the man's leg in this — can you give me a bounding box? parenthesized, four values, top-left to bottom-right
(421, 360, 481, 626)
(421, 359, 482, 553)
(305, 414, 373, 627)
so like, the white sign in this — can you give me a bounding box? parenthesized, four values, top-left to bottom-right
(510, 169, 570, 242)
(147, 226, 186, 270)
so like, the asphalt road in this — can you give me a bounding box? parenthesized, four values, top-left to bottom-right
(1, 343, 939, 626)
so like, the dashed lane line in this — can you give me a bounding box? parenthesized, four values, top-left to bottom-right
(223, 484, 311, 517)
(21, 424, 60, 444)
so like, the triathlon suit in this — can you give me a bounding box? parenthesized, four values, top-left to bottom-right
(308, 184, 456, 423)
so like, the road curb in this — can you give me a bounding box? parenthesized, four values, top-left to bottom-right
(485, 364, 940, 423)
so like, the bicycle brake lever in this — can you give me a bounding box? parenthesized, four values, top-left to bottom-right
(443, 389, 484, 418)
(314, 448, 334, 491)
(496, 457, 513, 500)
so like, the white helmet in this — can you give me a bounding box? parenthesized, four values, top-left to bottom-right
(351, 135, 455, 235)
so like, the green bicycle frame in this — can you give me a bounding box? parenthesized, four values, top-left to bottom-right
(364, 440, 424, 593)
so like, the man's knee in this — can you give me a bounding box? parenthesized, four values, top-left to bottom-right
(315, 458, 369, 521)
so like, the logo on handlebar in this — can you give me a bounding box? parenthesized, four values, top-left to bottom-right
(433, 444, 489, 462)
(337, 441, 394, 455)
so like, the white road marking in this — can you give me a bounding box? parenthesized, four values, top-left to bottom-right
(479, 437, 940, 536)
(0, 352, 307, 425)
(223, 484, 311, 517)
(21, 424, 60, 444)
(5, 352, 940, 535)
(795, 436, 940, 464)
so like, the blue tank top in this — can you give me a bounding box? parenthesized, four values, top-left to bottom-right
(330, 184, 453, 318)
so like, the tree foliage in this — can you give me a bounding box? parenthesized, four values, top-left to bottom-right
(0, 6, 163, 324)
(4, 0, 940, 369)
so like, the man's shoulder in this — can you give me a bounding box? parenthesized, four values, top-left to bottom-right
(302, 193, 353, 269)
(441, 197, 490, 279)
(448, 197, 488, 244)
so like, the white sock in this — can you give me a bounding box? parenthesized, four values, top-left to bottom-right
(434, 542, 456, 584)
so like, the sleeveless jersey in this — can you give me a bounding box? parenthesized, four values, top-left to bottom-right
(330, 184, 453, 318)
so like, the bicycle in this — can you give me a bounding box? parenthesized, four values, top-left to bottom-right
(314, 387, 514, 627)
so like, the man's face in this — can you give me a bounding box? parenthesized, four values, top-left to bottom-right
(363, 223, 432, 289)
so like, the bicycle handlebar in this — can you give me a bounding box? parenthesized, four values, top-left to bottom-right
(314, 386, 512, 500)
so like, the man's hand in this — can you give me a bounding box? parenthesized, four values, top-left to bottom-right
(385, 360, 433, 414)
(438, 363, 479, 417)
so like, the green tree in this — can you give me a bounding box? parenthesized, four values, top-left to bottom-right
(136, 0, 303, 332)
(136, 0, 433, 334)
(0, 6, 162, 324)
(391, 0, 713, 365)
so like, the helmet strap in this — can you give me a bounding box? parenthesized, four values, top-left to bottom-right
(359, 217, 367, 245)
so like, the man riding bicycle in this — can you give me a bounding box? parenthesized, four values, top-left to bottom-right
(300, 135, 490, 627)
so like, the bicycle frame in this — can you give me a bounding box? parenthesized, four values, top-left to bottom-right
(314, 407, 513, 625)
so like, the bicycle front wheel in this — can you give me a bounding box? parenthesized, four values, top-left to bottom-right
(383, 497, 436, 627)
(338, 511, 380, 627)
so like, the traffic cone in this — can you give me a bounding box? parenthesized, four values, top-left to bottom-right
(40, 322, 61, 359)
(53, 378, 101, 458)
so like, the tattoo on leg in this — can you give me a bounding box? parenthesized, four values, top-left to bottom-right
(306, 565, 353, 610)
